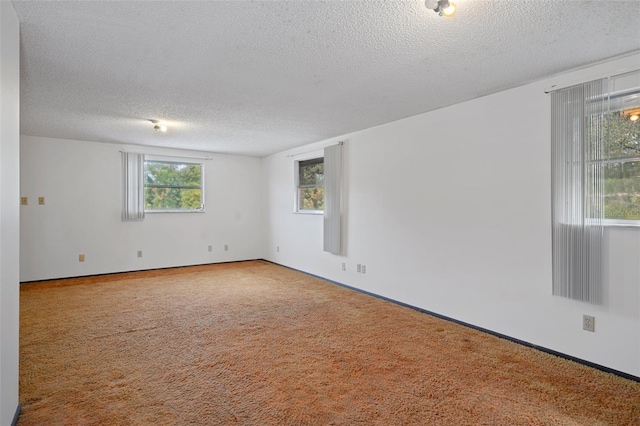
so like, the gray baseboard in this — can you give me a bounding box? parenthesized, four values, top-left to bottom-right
(12, 404, 21, 426)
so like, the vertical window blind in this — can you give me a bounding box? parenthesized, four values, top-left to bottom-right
(323, 143, 343, 255)
(121, 151, 146, 222)
(551, 79, 606, 304)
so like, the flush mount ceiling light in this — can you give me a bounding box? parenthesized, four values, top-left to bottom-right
(149, 119, 168, 133)
(425, 0, 457, 17)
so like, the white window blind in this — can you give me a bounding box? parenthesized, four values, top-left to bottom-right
(551, 79, 606, 304)
(323, 143, 343, 255)
(121, 151, 145, 221)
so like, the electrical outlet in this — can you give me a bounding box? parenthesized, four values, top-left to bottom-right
(137, 250, 143, 258)
(276, 246, 280, 252)
(38, 196, 45, 205)
(341, 262, 346, 271)
(583, 315, 595, 332)
(357, 264, 362, 273)
(208, 245, 213, 252)
(224, 244, 229, 251)
(78, 254, 85, 262)
(21, 197, 28, 206)
(362, 265, 366, 274)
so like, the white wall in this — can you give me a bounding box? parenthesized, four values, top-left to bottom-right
(0, 1, 21, 424)
(263, 54, 640, 377)
(20, 136, 263, 282)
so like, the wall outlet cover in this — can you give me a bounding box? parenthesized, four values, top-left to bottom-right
(583, 315, 595, 332)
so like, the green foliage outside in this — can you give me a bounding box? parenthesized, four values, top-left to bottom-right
(299, 160, 324, 211)
(603, 110, 640, 159)
(299, 187, 324, 211)
(144, 162, 202, 210)
(601, 110, 640, 220)
(604, 162, 640, 220)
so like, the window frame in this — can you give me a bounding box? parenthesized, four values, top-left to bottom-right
(143, 155, 205, 214)
(294, 156, 324, 215)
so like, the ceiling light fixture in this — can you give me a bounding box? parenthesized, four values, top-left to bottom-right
(150, 119, 168, 133)
(425, 0, 457, 17)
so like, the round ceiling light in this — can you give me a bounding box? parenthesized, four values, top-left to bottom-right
(425, 0, 457, 17)
(149, 119, 168, 133)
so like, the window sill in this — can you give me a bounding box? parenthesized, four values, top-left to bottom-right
(145, 209, 205, 214)
(294, 210, 324, 215)
(602, 220, 640, 229)
(560, 220, 640, 229)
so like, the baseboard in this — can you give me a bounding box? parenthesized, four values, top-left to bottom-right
(265, 260, 640, 383)
(12, 404, 21, 426)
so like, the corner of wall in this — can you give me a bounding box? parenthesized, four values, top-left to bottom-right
(0, 1, 21, 424)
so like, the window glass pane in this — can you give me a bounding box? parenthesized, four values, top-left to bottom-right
(604, 161, 640, 220)
(144, 161, 203, 211)
(145, 162, 202, 188)
(299, 159, 324, 186)
(599, 87, 640, 160)
(603, 111, 640, 160)
(298, 187, 324, 211)
(145, 188, 202, 210)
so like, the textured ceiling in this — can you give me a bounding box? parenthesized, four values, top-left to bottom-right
(13, 0, 640, 157)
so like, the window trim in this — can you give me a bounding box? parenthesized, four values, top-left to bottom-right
(144, 155, 205, 213)
(294, 155, 324, 214)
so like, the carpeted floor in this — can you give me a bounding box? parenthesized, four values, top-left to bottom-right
(19, 260, 640, 425)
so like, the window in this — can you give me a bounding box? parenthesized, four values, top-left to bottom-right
(144, 159, 204, 212)
(600, 89, 640, 223)
(551, 70, 639, 304)
(296, 157, 324, 212)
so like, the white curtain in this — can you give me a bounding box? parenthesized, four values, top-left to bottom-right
(323, 143, 343, 254)
(551, 79, 606, 304)
(121, 152, 145, 221)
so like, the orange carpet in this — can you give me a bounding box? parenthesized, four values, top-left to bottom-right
(19, 260, 640, 425)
